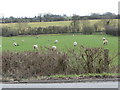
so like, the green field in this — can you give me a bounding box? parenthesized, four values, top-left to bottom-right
(2, 34, 118, 52)
(1, 34, 118, 66)
(1, 20, 118, 65)
(0, 20, 119, 78)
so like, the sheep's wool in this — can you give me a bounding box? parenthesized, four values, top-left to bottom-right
(52, 46, 56, 49)
(33, 45, 38, 49)
(74, 42, 77, 46)
(13, 42, 17, 46)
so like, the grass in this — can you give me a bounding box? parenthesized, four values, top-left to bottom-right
(2, 34, 118, 64)
(2, 73, 119, 81)
(0, 21, 71, 28)
(49, 73, 120, 78)
(1, 34, 119, 81)
(2, 34, 118, 52)
(27, 73, 119, 81)
(17, 73, 120, 81)
(0, 19, 119, 80)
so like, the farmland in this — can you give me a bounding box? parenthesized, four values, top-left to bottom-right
(0, 21, 71, 28)
(0, 19, 118, 29)
(1, 20, 119, 66)
(1, 19, 119, 80)
(2, 34, 118, 63)
(2, 34, 118, 53)
(1, 34, 119, 78)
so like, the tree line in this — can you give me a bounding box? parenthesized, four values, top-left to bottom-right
(1, 13, 119, 37)
(1, 12, 119, 23)
(1, 18, 119, 36)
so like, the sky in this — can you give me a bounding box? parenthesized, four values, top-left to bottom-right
(0, 0, 119, 17)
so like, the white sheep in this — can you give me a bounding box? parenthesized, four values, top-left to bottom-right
(12, 39, 15, 41)
(52, 46, 57, 50)
(0, 45, 2, 47)
(21, 40, 24, 42)
(13, 42, 19, 46)
(33, 44, 38, 49)
(103, 39, 108, 45)
(102, 37, 106, 40)
(55, 40, 58, 44)
(73, 41, 77, 46)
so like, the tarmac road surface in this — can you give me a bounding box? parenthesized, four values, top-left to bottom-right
(0, 81, 119, 88)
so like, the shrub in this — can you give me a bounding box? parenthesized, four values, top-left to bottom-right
(2, 46, 117, 80)
(105, 26, 118, 36)
(2, 27, 18, 37)
(2, 49, 68, 80)
(82, 26, 94, 34)
(2, 26, 71, 37)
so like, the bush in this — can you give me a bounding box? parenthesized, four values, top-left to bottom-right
(2, 46, 118, 80)
(2, 48, 68, 79)
(82, 26, 94, 34)
(2, 27, 18, 37)
(105, 26, 118, 36)
(2, 26, 71, 37)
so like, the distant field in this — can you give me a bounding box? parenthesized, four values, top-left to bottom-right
(0, 21, 71, 28)
(0, 19, 118, 29)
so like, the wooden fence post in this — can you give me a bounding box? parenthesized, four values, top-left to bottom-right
(104, 49, 109, 72)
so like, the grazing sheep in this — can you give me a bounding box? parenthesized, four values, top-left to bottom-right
(33, 44, 38, 49)
(102, 37, 106, 40)
(48, 40, 52, 41)
(55, 40, 58, 44)
(52, 46, 57, 50)
(36, 36, 39, 39)
(12, 39, 15, 41)
(73, 41, 77, 46)
(73, 34, 74, 36)
(21, 40, 24, 42)
(0, 45, 1, 47)
(103, 39, 108, 45)
(100, 32, 103, 35)
(13, 42, 19, 46)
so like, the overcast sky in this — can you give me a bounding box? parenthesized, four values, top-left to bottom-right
(0, 0, 119, 17)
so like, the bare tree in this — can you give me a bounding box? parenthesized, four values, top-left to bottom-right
(38, 13, 42, 22)
(70, 14, 80, 33)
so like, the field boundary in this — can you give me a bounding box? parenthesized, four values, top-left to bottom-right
(2, 78, 119, 84)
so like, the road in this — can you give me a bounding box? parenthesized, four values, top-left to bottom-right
(0, 81, 119, 88)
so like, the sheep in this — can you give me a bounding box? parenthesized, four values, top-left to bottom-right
(102, 37, 106, 41)
(0, 45, 1, 47)
(36, 36, 39, 39)
(33, 44, 38, 50)
(48, 40, 52, 42)
(21, 40, 24, 42)
(103, 39, 108, 45)
(13, 42, 19, 46)
(73, 34, 75, 36)
(12, 39, 15, 41)
(54, 40, 58, 44)
(73, 41, 77, 46)
(52, 46, 57, 50)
